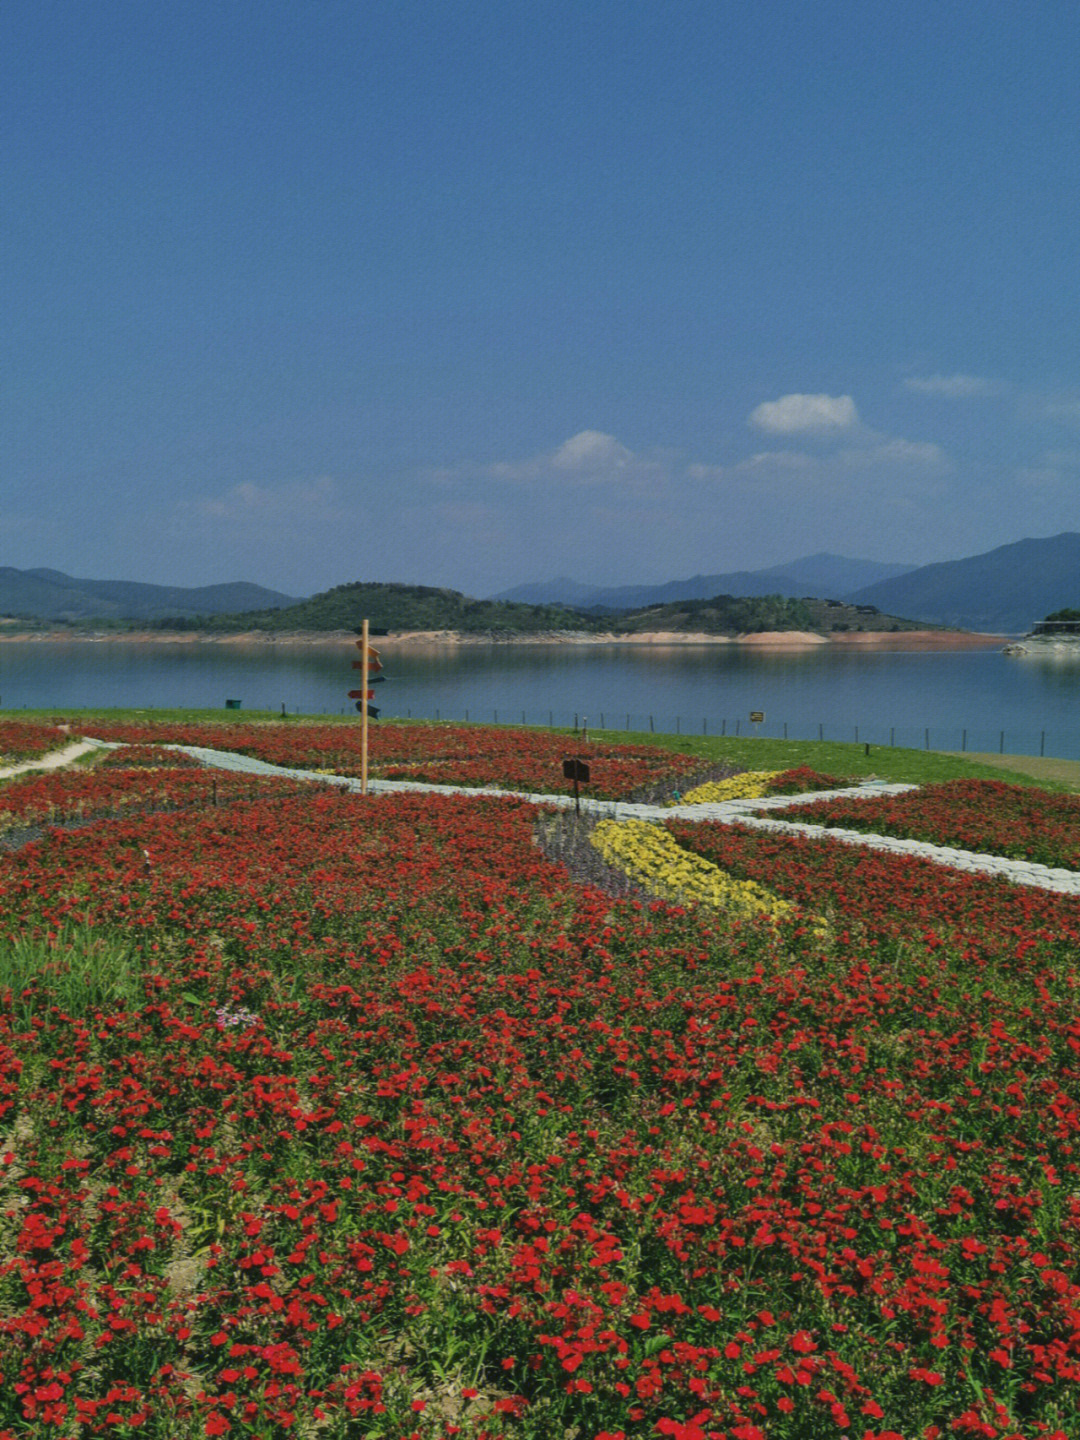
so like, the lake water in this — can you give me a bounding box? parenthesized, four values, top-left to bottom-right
(2, 639, 1080, 759)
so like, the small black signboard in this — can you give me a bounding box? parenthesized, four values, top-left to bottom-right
(562, 757, 590, 816)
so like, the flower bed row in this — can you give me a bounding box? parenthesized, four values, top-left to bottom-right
(0, 759, 1077, 1437)
(590, 818, 801, 925)
(779, 778, 1080, 872)
(0, 765, 307, 836)
(0, 722, 67, 766)
(76, 721, 711, 801)
(676, 767, 846, 806)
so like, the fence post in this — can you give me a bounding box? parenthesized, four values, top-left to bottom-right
(721, 719, 726, 736)
(626, 713, 630, 730)
(550, 710, 553, 728)
(783, 722, 787, 739)
(961, 729, 966, 752)
(855, 726, 858, 743)
(890, 727, 894, 747)
(736, 719, 740, 736)
(925, 728, 930, 751)
(522, 710, 526, 725)
(649, 715, 654, 733)
(999, 730, 1004, 754)
(819, 723, 823, 741)
(1041, 730, 1046, 757)
(494, 708, 498, 724)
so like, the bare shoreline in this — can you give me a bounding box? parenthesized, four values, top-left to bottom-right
(0, 626, 1013, 651)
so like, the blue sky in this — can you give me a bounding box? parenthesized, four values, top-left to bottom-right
(4, 1, 1080, 599)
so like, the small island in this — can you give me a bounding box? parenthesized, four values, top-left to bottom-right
(1004, 608, 1080, 656)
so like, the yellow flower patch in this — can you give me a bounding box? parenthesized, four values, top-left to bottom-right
(673, 771, 783, 806)
(591, 818, 797, 924)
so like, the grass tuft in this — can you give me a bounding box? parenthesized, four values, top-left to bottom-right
(0, 924, 143, 1025)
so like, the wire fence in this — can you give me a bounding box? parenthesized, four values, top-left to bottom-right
(313, 703, 1080, 762)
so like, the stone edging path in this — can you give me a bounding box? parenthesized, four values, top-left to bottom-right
(93, 742, 1080, 899)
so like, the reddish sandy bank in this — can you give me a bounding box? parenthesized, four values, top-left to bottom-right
(825, 629, 1010, 650)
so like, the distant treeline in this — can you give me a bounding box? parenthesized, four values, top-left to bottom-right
(135, 582, 928, 637)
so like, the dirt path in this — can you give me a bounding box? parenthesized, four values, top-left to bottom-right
(939, 751, 1080, 789)
(0, 739, 104, 782)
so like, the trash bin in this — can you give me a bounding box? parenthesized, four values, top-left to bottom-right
(225, 699, 242, 710)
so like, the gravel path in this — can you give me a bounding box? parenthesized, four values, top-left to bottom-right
(0, 738, 108, 781)
(127, 743, 1080, 898)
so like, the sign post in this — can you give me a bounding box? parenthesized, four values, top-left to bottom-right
(562, 757, 591, 816)
(361, 618, 369, 794)
(348, 622, 388, 796)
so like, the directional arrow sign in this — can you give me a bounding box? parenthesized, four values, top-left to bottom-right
(354, 641, 383, 668)
(347, 689, 377, 701)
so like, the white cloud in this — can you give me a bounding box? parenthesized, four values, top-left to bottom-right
(460, 431, 657, 488)
(188, 477, 339, 521)
(551, 430, 633, 472)
(1045, 397, 1080, 425)
(749, 393, 858, 436)
(739, 449, 818, 473)
(903, 373, 1000, 398)
(854, 437, 951, 469)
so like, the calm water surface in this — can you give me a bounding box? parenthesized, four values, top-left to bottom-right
(3, 639, 1080, 759)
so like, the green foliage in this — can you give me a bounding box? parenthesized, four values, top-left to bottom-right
(1, 925, 143, 1027)
(185, 582, 927, 637)
(192, 580, 592, 634)
(607, 592, 818, 634)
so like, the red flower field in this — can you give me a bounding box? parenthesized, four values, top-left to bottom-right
(0, 722, 1077, 1439)
(81, 722, 710, 801)
(0, 723, 68, 766)
(778, 779, 1080, 872)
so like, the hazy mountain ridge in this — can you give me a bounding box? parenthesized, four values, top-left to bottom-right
(4, 535, 1075, 635)
(0, 567, 300, 622)
(492, 553, 918, 609)
(848, 534, 1080, 633)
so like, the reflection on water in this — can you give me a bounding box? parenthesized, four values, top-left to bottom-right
(1, 638, 1079, 758)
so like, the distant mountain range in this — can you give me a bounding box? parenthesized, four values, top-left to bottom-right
(3, 534, 1077, 634)
(492, 536, 1080, 633)
(0, 568, 299, 623)
(490, 553, 916, 610)
(846, 534, 1080, 633)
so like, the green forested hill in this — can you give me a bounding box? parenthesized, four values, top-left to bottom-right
(171, 581, 932, 636)
(186, 581, 590, 634)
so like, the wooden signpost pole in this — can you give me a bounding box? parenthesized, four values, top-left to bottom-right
(361, 617, 369, 796)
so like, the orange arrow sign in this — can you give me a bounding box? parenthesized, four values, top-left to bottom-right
(347, 689, 376, 700)
(352, 660, 383, 671)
